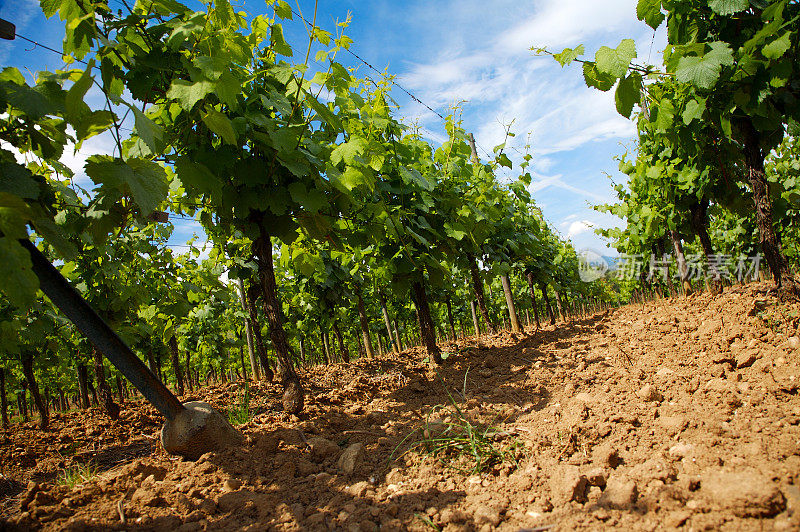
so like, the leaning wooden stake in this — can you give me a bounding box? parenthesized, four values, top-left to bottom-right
(21, 239, 242, 459)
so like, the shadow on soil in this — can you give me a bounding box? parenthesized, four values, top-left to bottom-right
(2, 312, 611, 530)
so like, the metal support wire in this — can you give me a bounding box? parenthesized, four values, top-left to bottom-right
(288, 8, 446, 122)
(20, 239, 185, 421)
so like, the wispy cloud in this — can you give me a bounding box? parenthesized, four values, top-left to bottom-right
(500, 0, 638, 52)
(530, 172, 609, 204)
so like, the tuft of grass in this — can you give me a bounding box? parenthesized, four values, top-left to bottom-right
(415, 513, 442, 531)
(391, 370, 522, 475)
(227, 383, 252, 425)
(58, 462, 98, 488)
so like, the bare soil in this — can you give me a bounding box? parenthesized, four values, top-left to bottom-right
(1, 282, 799, 531)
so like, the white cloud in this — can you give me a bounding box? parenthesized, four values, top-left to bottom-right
(529, 172, 608, 203)
(59, 130, 117, 190)
(395, 2, 654, 163)
(566, 219, 593, 238)
(500, 0, 637, 52)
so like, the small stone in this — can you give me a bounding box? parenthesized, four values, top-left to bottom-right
(599, 477, 637, 509)
(198, 498, 217, 514)
(223, 479, 241, 492)
(308, 437, 340, 460)
(161, 401, 244, 460)
(655, 367, 674, 379)
(701, 469, 786, 517)
(337, 443, 365, 475)
(585, 467, 608, 489)
(440, 508, 467, 523)
(473, 505, 501, 526)
(666, 510, 692, 528)
(594, 447, 622, 469)
(709, 364, 726, 378)
(788, 336, 799, 350)
(668, 443, 695, 459)
(735, 351, 759, 369)
(658, 415, 687, 436)
(550, 465, 589, 505)
(347, 481, 369, 497)
(131, 488, 165, 507)
(637, 384, 662, 402)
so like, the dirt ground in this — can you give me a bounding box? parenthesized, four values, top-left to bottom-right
(1, 282, 799, 531)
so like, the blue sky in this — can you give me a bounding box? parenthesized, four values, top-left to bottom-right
(1, 0, 666, 256)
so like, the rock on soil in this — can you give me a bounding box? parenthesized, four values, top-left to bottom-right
(337, 442, 364, 475)
(701, 469, 786, 517)
(599, 477, 638, 509)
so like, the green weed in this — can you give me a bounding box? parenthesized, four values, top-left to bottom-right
(391, 370, 522, 475)
(227, 383, 252, 425)
(58, 462, 98, 488)
(415, 513, 442, 531)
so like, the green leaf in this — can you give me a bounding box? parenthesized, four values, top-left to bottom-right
(202, 106, 238, 145)
(31, 216, 77, 260)
(75, 110, 115, 141)
(553, 45, 585, 67)
(264, 187, 290, 215)
(618, 159, 635, 175)
(762, 32, 791, 59)
(175, 157, 222, 197)
(400, 167, 434, 191)
(275, 0, 292, 19)
(193, 55, 228, 81)
(595, 39, 636, 78)
(340, 166, 373, 191)
(654, 98, 675, 131)
(0, 162, 39, 199)
(0, 237, 38, 308)
(288, 182, 327, 213)
(65, 61, 94, 130)
(305, 92, 342, 130)
(614, 74, 642, 118)
(788, 118, 800, 137)
(270, 23, 293, 57)
(166, 79, 215, 111)
(675, 42, 734, 90)
(720, 115, 732, 137)
(85, 156, 168, 215)
(215, 70, 240, 107)
(708, 0, 750, 16)
(675, 57, 713, 85)
(330, 137, 367, 166)
(214, 0, 234, 26)
(0, 70, 56, 119)
(582, 62, 616, 91)
(40, 0, 61, 17)
(496, 153, 513, 169)
(636, 0, 665, 29)
(682, 97, 707, 124)
(444, 222, 467, 240)
(0, 193, 33, 239)
(129, 105, 164, 154)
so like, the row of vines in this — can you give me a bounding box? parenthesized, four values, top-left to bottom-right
(0, 0, 617, 429)
(543, 0, 800, 293)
